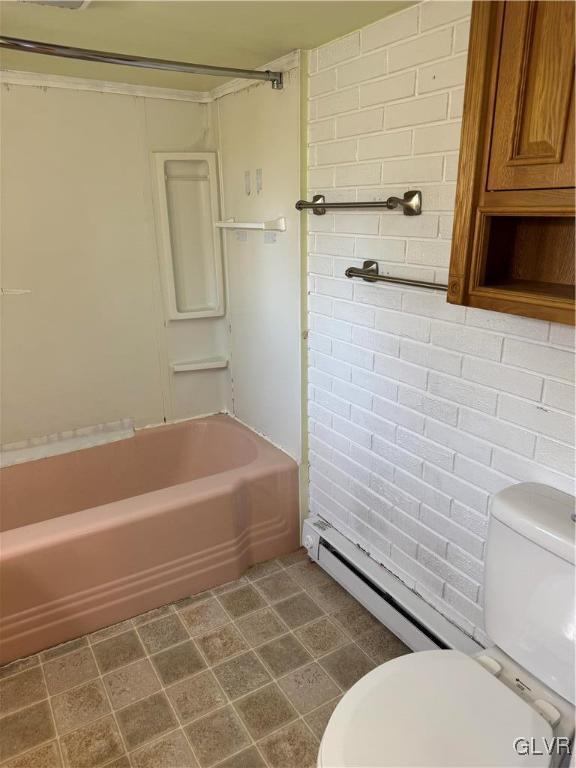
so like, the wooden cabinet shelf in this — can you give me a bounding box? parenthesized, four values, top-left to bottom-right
(485, 282, 575, 300)
(448, 1, 575, 325)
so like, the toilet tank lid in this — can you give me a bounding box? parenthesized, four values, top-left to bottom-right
(491, 483, 575, 565)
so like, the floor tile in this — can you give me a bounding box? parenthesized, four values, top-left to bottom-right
(44, 648, 99, 695)
(258, 720, 319, 768)
(2, 741, 62, 768)
(60, 715, 124, 768)
(286, 561, 332, 591)
(130, 730, 199, 768)
(52, 680, 110, 735)
(103, 758, 130, 768)
(306, 581, 358, 613)
(0, 701, 55, 763)
(151, 640, 206, 686)
(233, 683, 296, 740)
(92, 630, 146, 674)
(257, 634, 312, 677)
(254, 572, 301, 603)
(245, 560, 282, 581)
(180, 599, 229, 636)
(331, 602, 380, 637)
(212, 578, 247, 596)
(41, 637, 87, 662)
(0, 666, 47, 716)
(277, 663, 340, 714)
(258, 720, 320, 768)
(304, 696, 341, 739)
(319, 643, 374, 690)
(88, 620, 134, 644)
(132, 605, 174, 627)
(116, 692, 177, 750)
(235, 609, 287, 647)
(295, 617, 348, 657)
(166, 670, 226, 724)
(273, 593, 323, 629)
(214, 746, 266, 768)
(173, 591, 213, 610)
(0, 656, 39, 681)
(196, 624, 248, 665)
(355, 625, 411, 663)
(103, 659, 161, 710)
(217, 586, 266, 619)
(185, 706, 250, 767)
(213, 652, 271, 699)
(0, 549, 390, 768)
(277, 548, 309, 567)
(137, 615, 188, 654)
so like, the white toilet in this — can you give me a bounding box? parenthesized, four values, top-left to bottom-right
(318, 483, 575, 768)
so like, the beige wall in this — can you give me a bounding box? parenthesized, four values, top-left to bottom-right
(144, 99, 231, 423)
(0, 73, 301, 457)
(0, 84, 229, 443)
(218, 67, 302, 460)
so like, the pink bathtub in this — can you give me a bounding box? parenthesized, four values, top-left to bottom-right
(0, 415, 299, 664)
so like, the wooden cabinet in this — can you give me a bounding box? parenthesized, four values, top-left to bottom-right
(448, 1, 575, 324)
(488, 1, 575, 191)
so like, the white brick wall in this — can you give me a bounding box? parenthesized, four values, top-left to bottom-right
(306, 0, 575, 645)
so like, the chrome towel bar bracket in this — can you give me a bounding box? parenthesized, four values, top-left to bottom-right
(296, 190, 422, 216)
(345, 261, 448, 292)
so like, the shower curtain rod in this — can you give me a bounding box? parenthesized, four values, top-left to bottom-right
(0, 36, 284, 89)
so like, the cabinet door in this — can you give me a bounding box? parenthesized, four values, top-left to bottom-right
(487, 1, 575, 191)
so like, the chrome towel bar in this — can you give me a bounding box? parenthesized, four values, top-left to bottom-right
(345, 261, 448, 292)
(296, 190, 422, 216)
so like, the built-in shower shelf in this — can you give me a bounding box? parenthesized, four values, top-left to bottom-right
(171, 357, 229, 373)
(215, 217, 286, 232)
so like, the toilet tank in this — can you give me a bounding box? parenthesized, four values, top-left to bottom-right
(484, 483, 575, 704)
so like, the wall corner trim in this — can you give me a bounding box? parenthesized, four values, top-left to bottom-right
(0, 50, 300, 103)
(0, 69, 213, 102)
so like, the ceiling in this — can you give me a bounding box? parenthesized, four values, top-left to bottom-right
(0, 1, 412, 92)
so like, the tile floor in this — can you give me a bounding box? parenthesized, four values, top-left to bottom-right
(0, 549, 410, 768)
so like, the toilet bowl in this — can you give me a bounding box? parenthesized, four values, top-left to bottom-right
(318, 648, 572, 767)
(318, 483, 575, 768)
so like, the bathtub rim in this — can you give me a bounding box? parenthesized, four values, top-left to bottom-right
(0, 414, 297, 555)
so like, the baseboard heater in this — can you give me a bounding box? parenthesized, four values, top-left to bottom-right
(303, 515, 483, 655)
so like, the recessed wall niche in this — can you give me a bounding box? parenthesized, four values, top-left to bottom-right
(155, 152, 224, 319)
